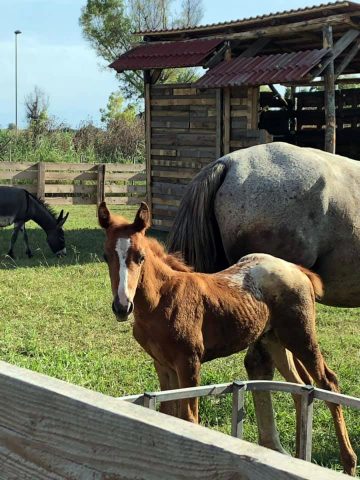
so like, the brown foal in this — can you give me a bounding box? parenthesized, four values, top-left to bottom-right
(99, 201, 357, 476)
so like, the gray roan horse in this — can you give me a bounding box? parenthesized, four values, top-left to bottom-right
(169, 142, 360, 308)
(0, 186, 69, 258)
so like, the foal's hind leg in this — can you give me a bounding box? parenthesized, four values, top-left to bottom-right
(22, 224, 33, 258)
(262, 332, 311, 458)
(244, 341, 288, 454)
(7, 222, 22, 258)
(275, 321, 357, 476)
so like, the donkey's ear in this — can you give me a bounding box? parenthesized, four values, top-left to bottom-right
(98, 202, 111, 229)
(57, 211, 69, 227)
(133, 202, 151, 233)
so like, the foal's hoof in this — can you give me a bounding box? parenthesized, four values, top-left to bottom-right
(7, 251, 15, 259)
(26, 251, 34, 258)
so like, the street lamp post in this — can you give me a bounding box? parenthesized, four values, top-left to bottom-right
(14, 30, 22, 130)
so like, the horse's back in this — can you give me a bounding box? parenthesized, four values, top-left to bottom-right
(0, 187, 27, 226)
(216, 143, 360, 273)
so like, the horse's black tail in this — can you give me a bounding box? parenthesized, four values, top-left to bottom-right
(167, 159, 229, 272)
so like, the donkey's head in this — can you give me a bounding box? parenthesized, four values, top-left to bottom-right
(98, 202, 151, 321)
(47, 210, 69, 257)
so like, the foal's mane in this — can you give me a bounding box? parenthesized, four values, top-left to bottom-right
(28, 192, 58, 220)
(146, 237, 193, 273)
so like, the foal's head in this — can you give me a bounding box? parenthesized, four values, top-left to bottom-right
(98, 202, 150, 321)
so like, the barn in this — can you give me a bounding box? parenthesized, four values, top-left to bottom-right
(110, 1, 360, 231)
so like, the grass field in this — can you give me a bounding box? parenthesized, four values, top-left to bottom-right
(0, 204, 359, 475)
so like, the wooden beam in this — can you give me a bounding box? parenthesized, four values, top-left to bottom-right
(204, 42, 228, 69)
(323, 25, 336, 154)
(0, 361, 350, 480)
(37, 162, 45, 199)
(310, 28, 360, 78)
(150, 69, 163, 84)
(335, 38, 360, 78)
(239, 38, 270, 57)
(268, 84, 288, 108)
(205, 14, 355, 43)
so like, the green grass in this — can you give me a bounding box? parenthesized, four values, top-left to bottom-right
(0, 205, 359, 475)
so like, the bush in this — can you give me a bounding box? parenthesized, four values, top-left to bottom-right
(0, 117, 145, 164)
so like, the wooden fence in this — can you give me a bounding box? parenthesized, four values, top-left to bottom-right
(0, 161, 146, 206)
(122, 379, 360, 466)
(0, 361, 350, 479)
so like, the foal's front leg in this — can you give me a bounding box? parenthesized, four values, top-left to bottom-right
(154, 360, 179, 417)
(244, 340, 288, 454)
(175, 355, 201, 423)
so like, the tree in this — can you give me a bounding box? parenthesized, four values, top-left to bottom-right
(100, 91, 137, 125)
(79, 0, 204, 99)
(24, 86, 50, 144)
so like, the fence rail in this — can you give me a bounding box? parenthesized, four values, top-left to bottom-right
(0, 161, 146, 205)
(120, 379, 360, 466)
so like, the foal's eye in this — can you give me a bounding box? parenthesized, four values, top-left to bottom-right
(137, 253, 145, 264)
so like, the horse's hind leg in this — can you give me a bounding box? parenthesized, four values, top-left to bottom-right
(244, 340, 288, 454)
(7, 222, 21, 258)
(276, 321, 357, 476)
(22, 224, 33, 258)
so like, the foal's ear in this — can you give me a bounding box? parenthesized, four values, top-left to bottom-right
(133, 202, 151, 232)
(98, 202, 111, 229)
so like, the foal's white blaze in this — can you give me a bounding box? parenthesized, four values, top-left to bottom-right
(115, 238, 131, 308)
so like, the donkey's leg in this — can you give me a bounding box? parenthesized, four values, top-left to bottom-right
(244, 340, 288, 454)
(22, 224, 33, 258)
(175, 354, 201, 423)
(276, 326, 357, 476)
(154, 360, 179, 417)
(7, 222, 22, 258)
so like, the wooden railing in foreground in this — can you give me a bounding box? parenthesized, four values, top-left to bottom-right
(0, 161, 146, 205)
(0, 361, 349, 479)
(121, 379, 360, 466)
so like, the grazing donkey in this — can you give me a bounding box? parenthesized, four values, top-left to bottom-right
(0, 186, 69, 258)
(168, 142, 360, 308)
(99, 201, 357, 476)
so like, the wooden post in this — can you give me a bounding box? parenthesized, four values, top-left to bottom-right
(144, 71, 152, 215)
(143, 392, 157, 410)
(37, 161, 45, 199)
(215, 89, 223, 158)
(323, 25, 336, 154)
(97, 163, 106, 205)
(223, 87, 231, 155)
(298, 385, 314, 462)
(231, 381, 246, 439)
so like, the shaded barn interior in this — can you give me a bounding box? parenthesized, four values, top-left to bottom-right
(111, 1, 360, 230)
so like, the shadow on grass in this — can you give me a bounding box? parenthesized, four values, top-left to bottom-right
(0, 227, 169, 269)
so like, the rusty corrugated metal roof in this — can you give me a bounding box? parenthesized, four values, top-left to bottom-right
(135, 1, 359, 36)
(109, 38, 223, 72)
(195, 49, 330, 88)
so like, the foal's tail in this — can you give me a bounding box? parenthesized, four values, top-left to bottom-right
(297, 265, 324, 300)
(167, 159, 228, 272)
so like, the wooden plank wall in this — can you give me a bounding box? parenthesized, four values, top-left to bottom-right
(149, 83, 269, 231)
(0, 360, 348, 480)
(0, 162, 146, 206)
(259, 88, 360, 159)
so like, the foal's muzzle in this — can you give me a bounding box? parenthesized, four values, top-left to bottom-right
(112, 295, 134, 322)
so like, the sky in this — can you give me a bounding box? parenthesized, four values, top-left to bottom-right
(0, 0, 321, 129)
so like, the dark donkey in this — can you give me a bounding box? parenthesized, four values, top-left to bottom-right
(0, 186, 69, 258)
